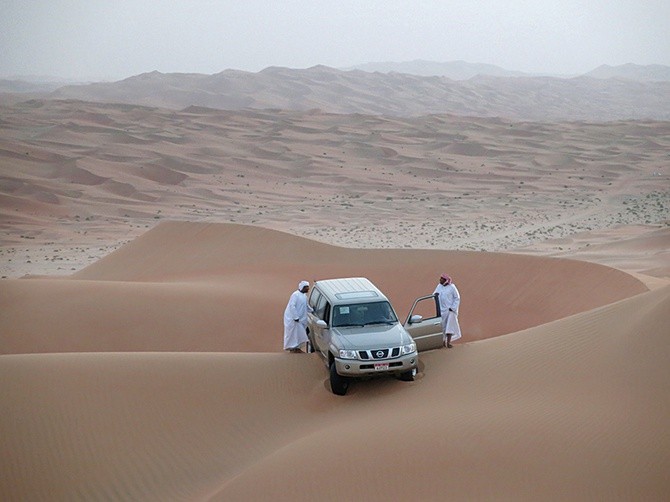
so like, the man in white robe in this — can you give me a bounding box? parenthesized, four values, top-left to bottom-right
(433, 273, 462, 348)
(283, 280, 313, 353)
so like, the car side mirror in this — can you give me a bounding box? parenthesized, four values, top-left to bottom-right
(316, 320, 328, 328)
(410, 314, 423, 324)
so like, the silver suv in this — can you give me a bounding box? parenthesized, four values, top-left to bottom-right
(307, 277, 441, 395)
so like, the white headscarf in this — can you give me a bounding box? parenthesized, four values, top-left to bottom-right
(298, 280, 309, 291)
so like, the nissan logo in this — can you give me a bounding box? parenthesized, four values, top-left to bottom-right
(376, 351, 384, 358)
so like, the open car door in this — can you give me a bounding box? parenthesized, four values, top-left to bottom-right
(403, 294, 444, 352)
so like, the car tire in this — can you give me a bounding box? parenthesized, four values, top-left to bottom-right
(330, 362, 350, 396)
(398, 368, 416, 382)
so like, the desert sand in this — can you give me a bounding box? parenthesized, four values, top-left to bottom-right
(1, 98, 669, 500)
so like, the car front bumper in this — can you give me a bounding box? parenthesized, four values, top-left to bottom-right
(334, 352, 418, 377)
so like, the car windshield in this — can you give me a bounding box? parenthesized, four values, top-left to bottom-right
(332, 301, 398, 327)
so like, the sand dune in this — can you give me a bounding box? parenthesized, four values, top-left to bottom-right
(0, 222, 649, 354)
(516, 224, 670, 281)
(1, 224, 668, 499)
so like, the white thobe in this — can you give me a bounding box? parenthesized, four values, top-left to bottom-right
(433, 282, 462, 341)
(283, 290, 313, 349)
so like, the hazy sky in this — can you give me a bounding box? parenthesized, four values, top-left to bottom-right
(2, 0, 669, 80)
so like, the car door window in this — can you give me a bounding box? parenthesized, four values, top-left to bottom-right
(410, 296, 440, 321)
(315, 295, 328, 320)
(309, 289, 322, 309)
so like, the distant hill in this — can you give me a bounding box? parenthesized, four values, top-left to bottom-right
(345, 60, 670, 82)
(585, 63, 670, 82)
(344, 59, 532, 80)
(0, 79, 66, 93)
(47, 65, 670, 121)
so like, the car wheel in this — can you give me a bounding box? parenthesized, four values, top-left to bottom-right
(398, 368, 416, 382)
(329, 362, 349, 396)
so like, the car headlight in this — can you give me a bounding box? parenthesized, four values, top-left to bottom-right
(339, 349, 358, 359)
(401, 343, 416, 355)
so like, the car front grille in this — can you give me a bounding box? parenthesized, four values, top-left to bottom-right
(358, 347, 402, 360)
